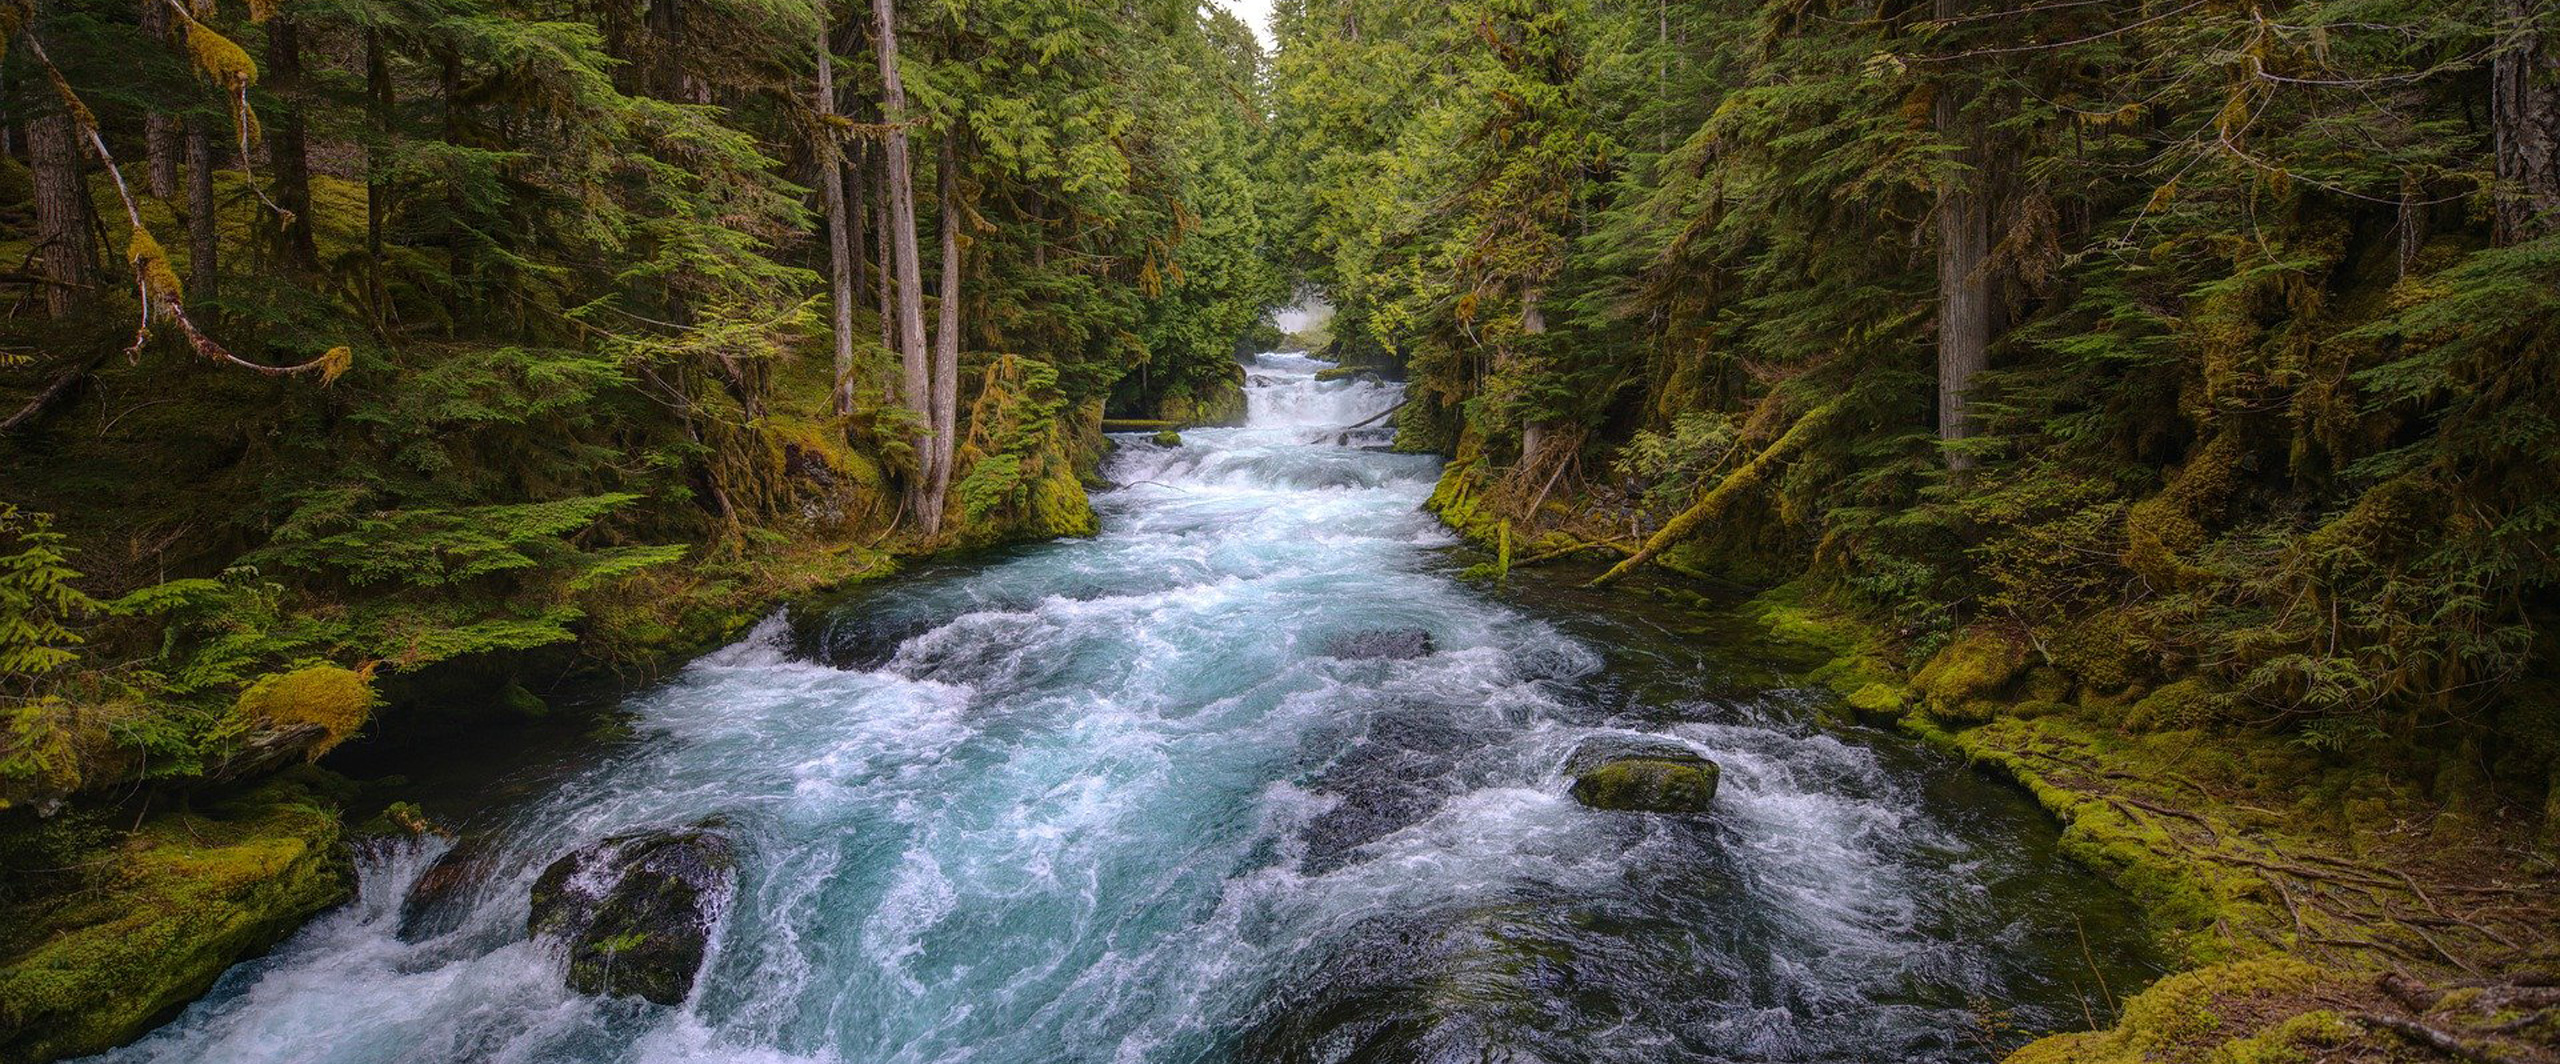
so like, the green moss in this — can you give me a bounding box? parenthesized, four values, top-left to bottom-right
(1744, 579, 1912, 713)
(1150, 430, 1183, 447)
(2124, 678, 2230, 733)
(234, 665, 377, 757)
(1912, 629, 2028, 719)
(498, 681, 549, 719)
(0, 782, 351, 1063)
(2004, 958, 2329, 1064)
(2045, 611, 2139, 692)
(1569, 757, 1720, 813)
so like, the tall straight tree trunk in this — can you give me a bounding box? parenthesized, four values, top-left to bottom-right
(925, 132, 962, 519)
(817, 12, 859, 416)
(870, 0, 936, 532)
(28, 109, 90, 318)
(266, 16, 321, 273)
(848, 140, 869, 308)
(140, 0, 179, 198)
(2494, 0, 2560, 245)
(1933, 0, 1992, 472)
(186, 116, 219, 300)
(874, 164, 895, 380)
(366, 28, 395, 317)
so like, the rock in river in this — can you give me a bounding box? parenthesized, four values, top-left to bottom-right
(1564, 736, 1719, 814)
(528, 827, 737, 1005)
(1326, 627, 1435, 661)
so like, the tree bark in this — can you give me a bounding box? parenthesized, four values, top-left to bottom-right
(1933, 0, 1992, 472)
(140, 0, 180, 199)
(2494, 0, 2560, 245)
(817, 13, 859, 416)
(28, 108, 91, 318)
(870, 0, 936, 532)
(266, 16, 321, 273)
(186, 116, 219, 301)
(874, 159, 895, 382)
(848, 139, 869, 309)
(925, 131, 962, 522)
(366, 27, 395, 317)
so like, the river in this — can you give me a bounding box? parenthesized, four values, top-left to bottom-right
(94, 352, 2158, 1064)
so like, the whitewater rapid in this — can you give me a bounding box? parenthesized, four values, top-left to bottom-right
(92, 353, 2154, 1064)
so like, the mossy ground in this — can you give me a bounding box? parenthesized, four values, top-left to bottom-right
(1735, 583, 2560, 1064)
(0, 779, 351, 1064)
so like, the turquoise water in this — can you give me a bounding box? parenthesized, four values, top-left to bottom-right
(95, 354, 2156, 1064)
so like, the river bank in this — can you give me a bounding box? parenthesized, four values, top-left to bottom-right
(1424, 458, 2560, 1063)
(0, 389, 1112, 1063)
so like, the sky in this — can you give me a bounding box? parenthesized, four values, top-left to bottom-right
(1210, 0, 1278, 51)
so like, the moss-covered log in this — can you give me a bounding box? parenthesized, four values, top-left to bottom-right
(1588, 401, 1840, 588)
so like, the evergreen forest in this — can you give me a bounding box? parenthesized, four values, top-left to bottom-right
(2, 0, 2558, 1061)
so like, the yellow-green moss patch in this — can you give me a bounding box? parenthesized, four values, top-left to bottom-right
(0, 782, 351, 1062)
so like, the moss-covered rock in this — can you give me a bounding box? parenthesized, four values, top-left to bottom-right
(1150, 429, 1183, 447)
(233, 665, 377, 760)
(0, 782, 351, 1064)
(2123, 677, 2230, 733)
(529, 827, 737, 1006)
(1568, 747, 1720, 815)
(1912, 628, 2028, 719)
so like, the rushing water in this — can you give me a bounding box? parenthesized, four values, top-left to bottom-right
(96, 353, 2158, 1064)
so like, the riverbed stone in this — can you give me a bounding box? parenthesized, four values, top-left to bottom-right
(1564, 737, 1719, 814)
(398, 836, 496, 942)
(1326, 628, 1435, 661)
(528, 827, 736, 1005)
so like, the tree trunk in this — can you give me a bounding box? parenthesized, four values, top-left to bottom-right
(28, 109, 90, 318)
(874, 161, 895, 384)
(925, 131, 962, 522)
(2494, 0, 2560, 245)
(870, 0, 936, 533)
(366, 28, 395, 317)
(817, 15, 859, 416)
(186, 116, 219, 301)
(266, 16, 321, 273)
(848, 140, 869, 308)
(1933, 0, 1992, 472)
(140, 0, 179, 199)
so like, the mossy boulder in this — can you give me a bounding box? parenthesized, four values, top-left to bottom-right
(398, 836, 498, 942)
(0, 783, 351, 1064)
(233, 665, 377, 760)
(1912, 628, 2028, 719)
(528, 827, 736, 1006)
(2122, 677, 2230, 733)
(1564, 737, 1720, 814)
(1150, 429, 1183, 447)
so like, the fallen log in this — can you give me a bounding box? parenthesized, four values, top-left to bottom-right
(1589, 400, 1840, 588)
